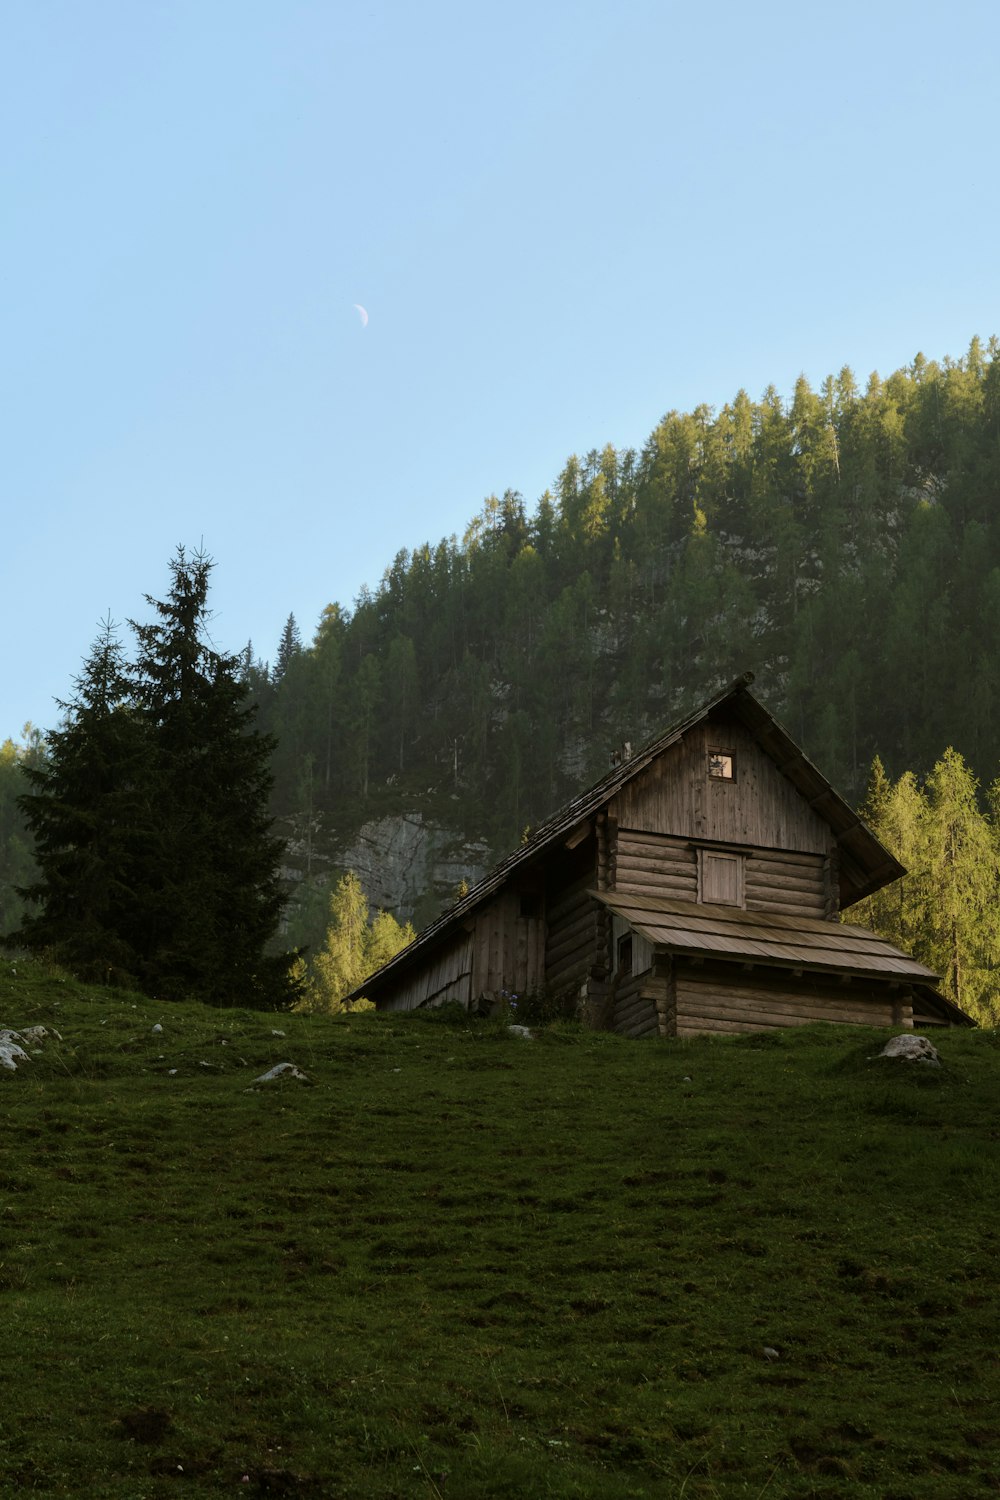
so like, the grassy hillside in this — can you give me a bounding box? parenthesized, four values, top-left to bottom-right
(2, 958, 998, 1498)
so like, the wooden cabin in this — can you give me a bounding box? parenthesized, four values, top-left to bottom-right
(350, 674, 972, 1035)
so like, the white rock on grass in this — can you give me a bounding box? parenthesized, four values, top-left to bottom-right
(246, 1062, 314, 1090)
(1, 1024, 65, 1072)
(0, 1030, 31, 1072)
(20, 1025, 62, 1043)
(507, 1024, 534, 1040)
(878, 1034, 942, 1067)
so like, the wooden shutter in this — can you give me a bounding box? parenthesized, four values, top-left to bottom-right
(698, 849, 744, 907)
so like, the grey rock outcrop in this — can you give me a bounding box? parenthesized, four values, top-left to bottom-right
(0, 1030, 31, 1072)
(246, 1062, 314, 1089)
(338, 813, 490, 924)
(878, 1034, 942, 1066)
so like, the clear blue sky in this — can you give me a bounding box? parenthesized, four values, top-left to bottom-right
(4, 0, 998, 738)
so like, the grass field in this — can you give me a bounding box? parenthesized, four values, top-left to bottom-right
(1, 955, 998, 1498)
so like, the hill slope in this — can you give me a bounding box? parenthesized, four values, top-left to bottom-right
(248, 337, 1000, 940)
(3, 958, 999, 1497)
(5, 338, 1000, 950)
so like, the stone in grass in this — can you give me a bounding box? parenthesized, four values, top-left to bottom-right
(877, 1034, 942, 1067)
(507, 1025, 535, 1040)
(20, 1024, 62, 1044)
(246, 1062, 314, 1090)
(0, 1030, 31, 1072)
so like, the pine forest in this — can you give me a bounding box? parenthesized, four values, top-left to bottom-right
(4, 337, 1000, 1020)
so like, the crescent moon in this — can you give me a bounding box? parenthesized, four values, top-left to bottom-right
(353, 303, 369, 328)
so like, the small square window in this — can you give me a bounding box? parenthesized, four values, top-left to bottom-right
(708, 750, 735, 780)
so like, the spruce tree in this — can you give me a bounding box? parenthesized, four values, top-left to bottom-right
(274, 613, 302, 682)
(129, 547, 296, 1007)
(11, 550, 298, 1009)
(11, 620, 153, 984)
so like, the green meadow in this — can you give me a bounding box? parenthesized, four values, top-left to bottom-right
(1, 958, 998, 1498)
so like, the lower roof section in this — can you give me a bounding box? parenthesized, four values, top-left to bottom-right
(594, 889, 940, 984)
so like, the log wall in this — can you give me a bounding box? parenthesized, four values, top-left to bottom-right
(615, 829, 830, 919)
(608, 970, 659, 1038)
(671, 961, 914, 1036)
(545, 868, 598, 1001)
(744, 848, 828, 919)
(615, 830, 697, 900)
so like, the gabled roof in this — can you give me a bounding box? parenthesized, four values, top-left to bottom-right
(350, 674, 903, 1004)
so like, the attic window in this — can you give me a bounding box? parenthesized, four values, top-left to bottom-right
(708, 750, 735, 780)
(519, 892, 542, 919)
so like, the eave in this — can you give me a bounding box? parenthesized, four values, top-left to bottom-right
(595, 889, 938, 985)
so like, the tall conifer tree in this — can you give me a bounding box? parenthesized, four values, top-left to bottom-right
(12, 620, 152, 983)
(129, 548, 295, 1006)
(11, 550, 298, 1008)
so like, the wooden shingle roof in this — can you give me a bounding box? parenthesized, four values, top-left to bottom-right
(594, 888, 939, 983)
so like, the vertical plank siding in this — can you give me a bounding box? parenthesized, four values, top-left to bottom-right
(471, 889, 545, 1000)
(379, 931, 474, 1011)
(611, 715, 831, 854)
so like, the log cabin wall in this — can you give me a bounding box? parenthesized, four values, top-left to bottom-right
(379, 930, 474, 1011)
(671, 961, 913, 1036)
(615, 831, 697, 901)
(647, 960, 675, 1036)
(744, 848, 828, 919)
(608, 970, 659, 1038)
(615, 831, 829, 919)
(610, 713, 831, 855)
(542, 870, 599, 996)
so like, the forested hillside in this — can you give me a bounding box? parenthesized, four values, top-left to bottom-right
(4, 337, 1000, 954)
(244, 337, 1000, 921)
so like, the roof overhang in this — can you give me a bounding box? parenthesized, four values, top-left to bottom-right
(596, 888, 940, 985)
